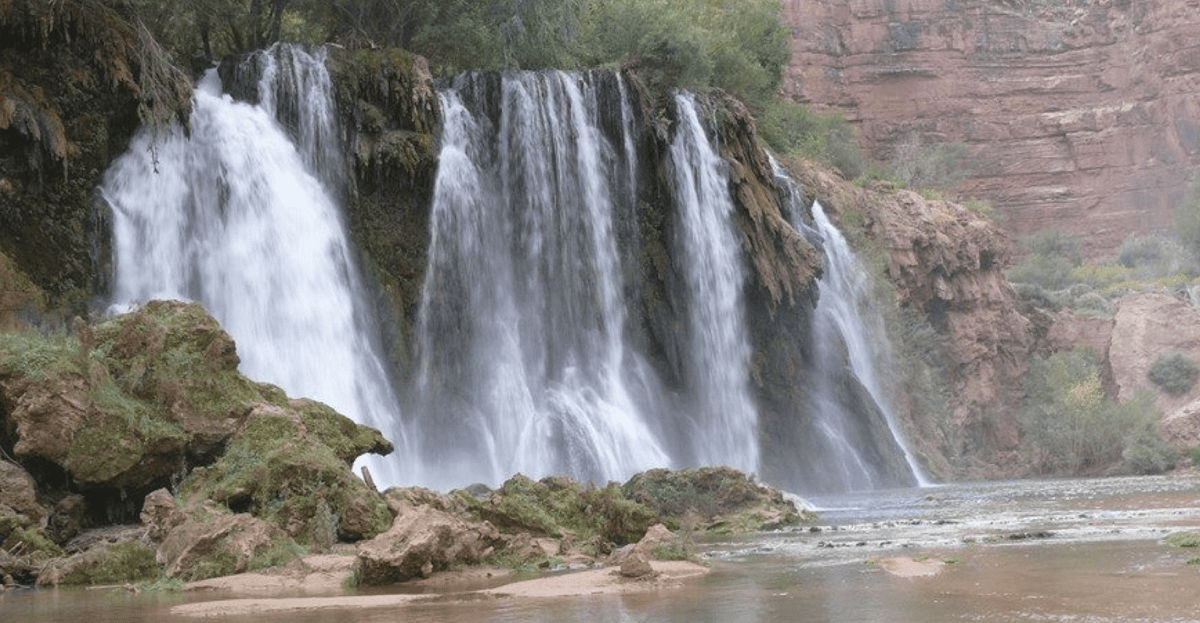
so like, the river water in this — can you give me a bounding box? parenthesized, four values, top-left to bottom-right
(5, 474, 1199, 622)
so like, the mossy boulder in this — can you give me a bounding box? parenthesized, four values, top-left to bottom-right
(156, 501, 287, 582)
(0, 301, 271, 490)
(623, 466, 809, 533)
(179, 400, 394, 545)
(42, 541, 158, 586)
(456, 474, 658, 548)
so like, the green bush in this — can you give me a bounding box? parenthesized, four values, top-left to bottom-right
(1147, 351, 1200, 396)
(1165, 531, 1200, 548)
(890, 133, 973, 190)
(1008, 229, 1083, 290)
(759, 100, 867, 178)
(1023, 350, 1171, 475)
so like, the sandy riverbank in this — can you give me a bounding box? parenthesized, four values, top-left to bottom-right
(170, 560, 709, 617)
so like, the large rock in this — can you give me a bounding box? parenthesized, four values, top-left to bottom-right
(782, 0, 1200, 256)
(156, 502, 283, 581)
(356, 500, 502, 585)
(1108, 292, 1200, 414)
(178, 399, 394, 546)
(0, 301, 256, 492)
(0, 461, 45, 528)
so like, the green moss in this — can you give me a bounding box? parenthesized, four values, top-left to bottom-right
(2, 526, 64, 558)
(622, 466, 802, 531)
(58, 542, 159, 586)
(457, 475, 657, 546)
(140, 575, 186, 592)
(249, 535, 307, 571)
(181, 409, 392, 544)
(1165, 532, 1200, 548)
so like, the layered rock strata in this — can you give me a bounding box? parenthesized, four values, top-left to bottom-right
(782, 0, 1200, 255)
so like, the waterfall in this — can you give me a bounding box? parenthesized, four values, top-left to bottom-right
(809, 201, 928, 488)
(102, 45, 407, 485)
(100, 43, 926, 493)
(411, 72, 671, 488)
(669, 94, 759, 473)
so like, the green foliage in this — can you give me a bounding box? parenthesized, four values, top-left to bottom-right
(1147, 351, 1200, 396)
(1022, 350, 1172, 475)
(576, 0, 788, 108)
(890, 133, 973, 190)
(1165, 531, 1200, 548)
(59, 542, 160, 586)
(759, 100, 867, 178)
(1007, 229, 1083, 290)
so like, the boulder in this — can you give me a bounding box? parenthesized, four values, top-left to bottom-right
(618, 550, 656, 579)
(622, 467, 806, 532)
(1109, 293, 1200, 414)
(356, 501, 502, 585)
(0, 461, 45, 528)
(157, 502, 284, 581)
(179, 400, 394, 546)
(140, 488, 181, 542)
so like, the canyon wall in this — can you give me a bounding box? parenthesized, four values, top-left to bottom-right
(781, 0, 1200, 255)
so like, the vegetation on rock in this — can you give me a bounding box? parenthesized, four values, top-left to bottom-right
(1147, 352, 1200, 398)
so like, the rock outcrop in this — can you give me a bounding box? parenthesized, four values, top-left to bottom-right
(1, 301, 395, 585)
(1108, 293, 1200, 413)
(0, 0, 191, 311)
(782, 0, 1200, 255)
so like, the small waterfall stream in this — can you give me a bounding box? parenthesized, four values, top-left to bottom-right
(809, 201, 928, 489)
(102, 46, 407, 484)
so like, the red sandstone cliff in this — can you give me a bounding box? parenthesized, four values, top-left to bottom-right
(781, 0, 1200, 255)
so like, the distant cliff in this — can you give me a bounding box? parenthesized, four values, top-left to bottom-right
(782, 0, 1200, 255)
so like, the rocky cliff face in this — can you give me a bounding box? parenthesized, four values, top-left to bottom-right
(782, 0, 1200, 255)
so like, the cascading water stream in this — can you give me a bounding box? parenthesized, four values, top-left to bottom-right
(412, 72, 670, 488)
(669, 93, 759, 473)
(102, 45, 407, 485)
(100, 42, 926, 494)
(809, 200, 929, 488)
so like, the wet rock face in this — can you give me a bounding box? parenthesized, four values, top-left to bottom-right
(782, 0, 1200, 255)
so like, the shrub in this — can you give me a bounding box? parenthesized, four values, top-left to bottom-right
(1148, 351, 1200, 396)
(890, 133, 973, 190)
(1023, 350, 1170, 475)
(1008, 229, 1083, 290)
(1165, 532, 1200, 548)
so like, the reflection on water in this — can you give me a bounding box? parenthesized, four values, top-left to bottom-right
(4, 476, 1200, 622)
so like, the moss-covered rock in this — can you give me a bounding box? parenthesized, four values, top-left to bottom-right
(0, 0, 191, 313)
(326, 47, 440, 379)
(623, 466, 809, 532)
(179, 400, 393, 545)
(456, 474, 658, 547)
(156, 501, 286, 582)
(47, 541, 158, 586)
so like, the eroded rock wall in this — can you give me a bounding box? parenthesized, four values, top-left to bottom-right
(782, 0, 1200, 255)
